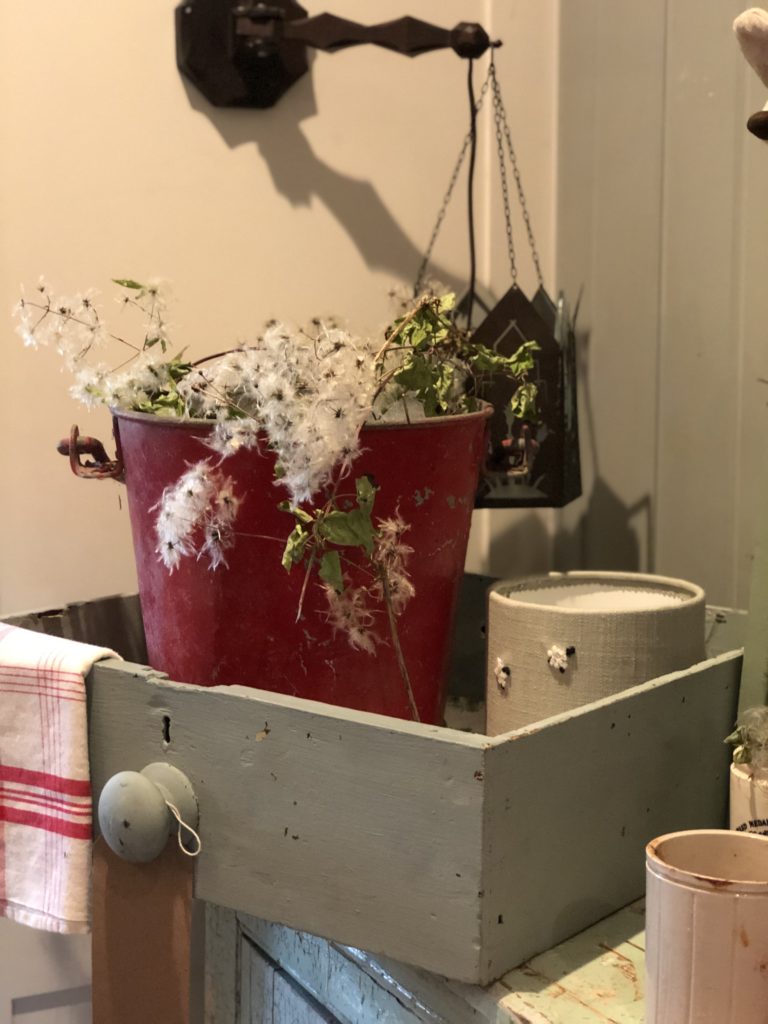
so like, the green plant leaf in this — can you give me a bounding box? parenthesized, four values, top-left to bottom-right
(112, 278, 145, 289)
(319, 508, 375, 555)
(281, 524, 309, 571)
(724, 728, 743, 747)
(318, 550, 344, 593)
(506, 339, 540, 374)
(509, 382, 539, 422)
(355, 475, 377, 512)
(291, 506, 315, 525)
(393, 356, 436, 393)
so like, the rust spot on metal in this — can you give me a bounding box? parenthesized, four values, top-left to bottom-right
(740, 926, 750, 948)
(694, 875, 733, 889)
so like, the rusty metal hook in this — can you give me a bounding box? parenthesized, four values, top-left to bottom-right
(57, 424, 124, 481)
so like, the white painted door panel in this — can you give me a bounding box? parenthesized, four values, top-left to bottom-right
(557, 0, 768, 609)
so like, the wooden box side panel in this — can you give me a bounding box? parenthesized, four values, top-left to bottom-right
(478, 653, 741, 984)
(88, 664, 488, 982)
(6, 593, 147, 663)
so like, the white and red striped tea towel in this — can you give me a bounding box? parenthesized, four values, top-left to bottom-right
(0, 623, 121, 933)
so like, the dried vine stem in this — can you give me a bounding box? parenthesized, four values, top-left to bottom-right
(380, 570, 420, 723)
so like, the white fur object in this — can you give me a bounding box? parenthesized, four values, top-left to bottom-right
(734, 8, 768, 87)
(486, 570, 706, 735)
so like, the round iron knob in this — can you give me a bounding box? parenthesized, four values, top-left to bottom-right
(97, 763, 199, 863)
(450, 22, 492, 59)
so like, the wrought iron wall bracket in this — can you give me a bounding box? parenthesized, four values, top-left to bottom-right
(176, 0, 498, 108)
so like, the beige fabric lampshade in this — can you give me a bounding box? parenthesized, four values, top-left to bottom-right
(486, 571, 706, 736)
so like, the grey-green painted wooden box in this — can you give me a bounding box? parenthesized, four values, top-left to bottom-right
(8, 585, 743, 986)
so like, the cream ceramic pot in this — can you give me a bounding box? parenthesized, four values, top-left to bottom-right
(730, 762, 768, 836)
(645, 829, 768, 1023)
(486, 571, 706, 735)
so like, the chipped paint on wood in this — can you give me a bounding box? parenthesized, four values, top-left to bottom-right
(230, 902, 647, 1022)
(87, 662, 488, 982)
(86, 643, 740, 985)
(479, 654, 739, 983)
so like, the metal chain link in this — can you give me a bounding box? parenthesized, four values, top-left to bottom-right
(491, 61, 518, 285)
(489, 55, 544, 287)
(413, 67, 493, 296)
(414, 54, 545, 294)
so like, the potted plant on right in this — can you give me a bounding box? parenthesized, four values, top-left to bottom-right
(726, 706, 768, 835)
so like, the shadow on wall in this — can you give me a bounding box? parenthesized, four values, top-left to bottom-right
(553, 327, 653, 574)
(489, 513, 552, 580)
(181, 76, 466, 292)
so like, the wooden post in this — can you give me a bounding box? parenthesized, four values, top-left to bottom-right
(91, 837, 194, 1024)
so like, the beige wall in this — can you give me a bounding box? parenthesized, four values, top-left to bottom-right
(0, 0, 558, 615)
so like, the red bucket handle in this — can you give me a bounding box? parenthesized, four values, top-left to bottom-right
(57, 424, 124, 481)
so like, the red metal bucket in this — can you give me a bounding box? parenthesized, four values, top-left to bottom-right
(107, 407, 490, 723)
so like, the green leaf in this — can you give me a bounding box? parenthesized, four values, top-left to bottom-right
(318, 550, 344, 593)
(112, 278, 145, 290)
(291, 506, 315, 525)
(410, 325, 427, 348)
(393, 356, 435, 393)
(470, 340, 539, 379)
(281, 524, 309, 571)
(319, 508, 375, 555)
(433, 362, 455, 411)
(506, 339, 540, 375)
(509, 382, 539, 422)
(724, 728, 743, 747)
(355, 475, 377, 511)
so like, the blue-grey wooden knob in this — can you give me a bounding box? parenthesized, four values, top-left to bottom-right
(98, 763, 199, 863)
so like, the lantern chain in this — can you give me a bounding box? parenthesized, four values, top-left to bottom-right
(413, 67, 493, 296)
(491, 60, 517, 285)
(489, 55, 544, 288)
(414, 55, 544, 295)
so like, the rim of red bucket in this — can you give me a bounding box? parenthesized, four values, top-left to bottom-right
(111, 403, 493, 432)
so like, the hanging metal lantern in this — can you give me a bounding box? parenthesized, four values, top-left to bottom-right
(470, 284, 581, 508)
(418, 54, 581, 509)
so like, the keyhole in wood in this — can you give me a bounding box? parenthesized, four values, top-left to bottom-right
(162, 715, 171, 744)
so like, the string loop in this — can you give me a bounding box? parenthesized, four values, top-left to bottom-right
(165, 800, 203, 858)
